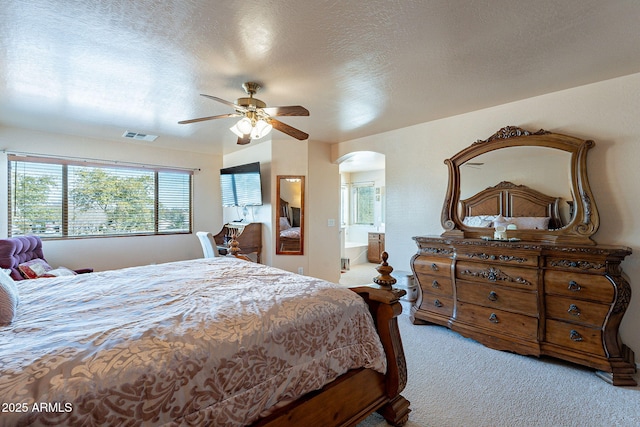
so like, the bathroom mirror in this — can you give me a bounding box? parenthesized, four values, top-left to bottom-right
(276, 175, 304, 255)
(440, 126, 599, 244)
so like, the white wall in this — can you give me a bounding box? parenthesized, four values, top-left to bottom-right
(333, 72, 640, 365)
(0, 127, 222, 271)
(308, 141, 340, 282)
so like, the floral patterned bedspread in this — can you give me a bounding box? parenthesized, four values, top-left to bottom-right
(0, 257, 386, 426)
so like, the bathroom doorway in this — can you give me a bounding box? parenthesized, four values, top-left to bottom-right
(337, 151, 385, 280)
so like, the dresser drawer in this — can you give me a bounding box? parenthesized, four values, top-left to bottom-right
(455, 302, 538, 341)
(413, 257, 451, 277)
(456, 261, 538, 290)
(457, 281, 538, 316)
(545, 257, 606, 274)
(545, 319, 605, 357)
(419, 294, 454, 318)
(545, 295, 610, 328)
(544, 270, 614, 303)
(457, 246, 539, 267)
(415, 273, 453, 297)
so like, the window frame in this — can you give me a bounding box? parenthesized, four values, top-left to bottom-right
(7, 154, 193, 239)
(351, 182, 375, 225)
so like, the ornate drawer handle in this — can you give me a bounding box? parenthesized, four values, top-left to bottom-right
(432, 280, 440, 288)
(430, 263, 439, 271)
(569, 330, 583, 342)
(568, 280, 581, 292)
(567, 304, 581, 316)
(487, 271, 498, 282)
(434, 299, 443, 307)
(488, 313, 499, 323)
(487, 291, 498, 302)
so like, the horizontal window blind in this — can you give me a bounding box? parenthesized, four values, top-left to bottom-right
(8, 160, 64, 236)
(8, 155, 192, 238)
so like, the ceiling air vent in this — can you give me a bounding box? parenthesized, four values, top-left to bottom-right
(122, 131, 158, 142)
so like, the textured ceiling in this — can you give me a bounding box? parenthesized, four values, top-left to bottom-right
(2, 0, 640, 155)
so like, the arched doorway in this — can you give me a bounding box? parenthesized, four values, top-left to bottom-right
(336, 151, 385, 284)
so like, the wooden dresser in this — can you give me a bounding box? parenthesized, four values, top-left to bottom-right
(410, 236, 636, 385)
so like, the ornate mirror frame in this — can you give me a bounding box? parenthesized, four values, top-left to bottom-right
(276, 175, 305, 255)
(441, 126, 599, 244)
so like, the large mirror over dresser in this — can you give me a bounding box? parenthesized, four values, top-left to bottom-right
(411, 126, 636, 386)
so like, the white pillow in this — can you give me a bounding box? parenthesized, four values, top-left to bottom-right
(279, 217, 292, 230)
(43, 267, 78, 277)
(510, 216, 551, 230)
(493, 215, 512, 228)
(0, 270, 19, 326)
(462, 215, 496, 228)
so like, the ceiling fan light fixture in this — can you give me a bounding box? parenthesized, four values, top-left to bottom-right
(250, 119, 273, 140)
(230, 117, 253, 137)
(182, 82, 308, 143)
(237, 117, 253, 134)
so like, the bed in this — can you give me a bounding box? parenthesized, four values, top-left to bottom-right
(0, 255, 409, 426)
(278, 198, 302, 252)
(459, 180, 563, 231)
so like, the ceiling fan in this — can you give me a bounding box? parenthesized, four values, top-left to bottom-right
(178, 82, 309, 145)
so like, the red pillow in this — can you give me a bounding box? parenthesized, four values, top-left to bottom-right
(18, 259, 53, 279)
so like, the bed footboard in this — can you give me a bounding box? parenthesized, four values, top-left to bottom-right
(351, 284, 410, 425)
(253, 254, 410, 427)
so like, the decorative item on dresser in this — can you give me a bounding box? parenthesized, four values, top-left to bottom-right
(411, 126, 636, 386)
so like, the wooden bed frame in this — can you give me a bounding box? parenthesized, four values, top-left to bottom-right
(225, 241, 411, 426)
(250, 253, 411, 427)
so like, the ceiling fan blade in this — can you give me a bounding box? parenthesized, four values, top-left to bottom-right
(237, 135, 252, 145)
(270, 119, 309, 140)
(178, 113, 242, 124)
(261, 105, 309, 117)
(199, 94, 245, 111)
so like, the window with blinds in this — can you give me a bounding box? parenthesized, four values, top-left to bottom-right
(8, 155, 192, 238)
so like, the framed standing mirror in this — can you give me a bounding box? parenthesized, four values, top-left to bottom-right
(276, 175, 304, 255)
(441, 126, 599, 244)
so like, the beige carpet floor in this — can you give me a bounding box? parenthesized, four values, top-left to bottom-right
(341, 264, 640, 427)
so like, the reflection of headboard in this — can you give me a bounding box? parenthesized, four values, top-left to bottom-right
(279, 198, 301, 227)
(460, 181, 562, 229)
(279, 198, 289, 220)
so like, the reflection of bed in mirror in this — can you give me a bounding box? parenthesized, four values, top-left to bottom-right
(459, 180, 563, 230)
(279, 197, 301, 252)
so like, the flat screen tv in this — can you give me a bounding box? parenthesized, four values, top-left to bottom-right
(220, 162, 263, 207)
